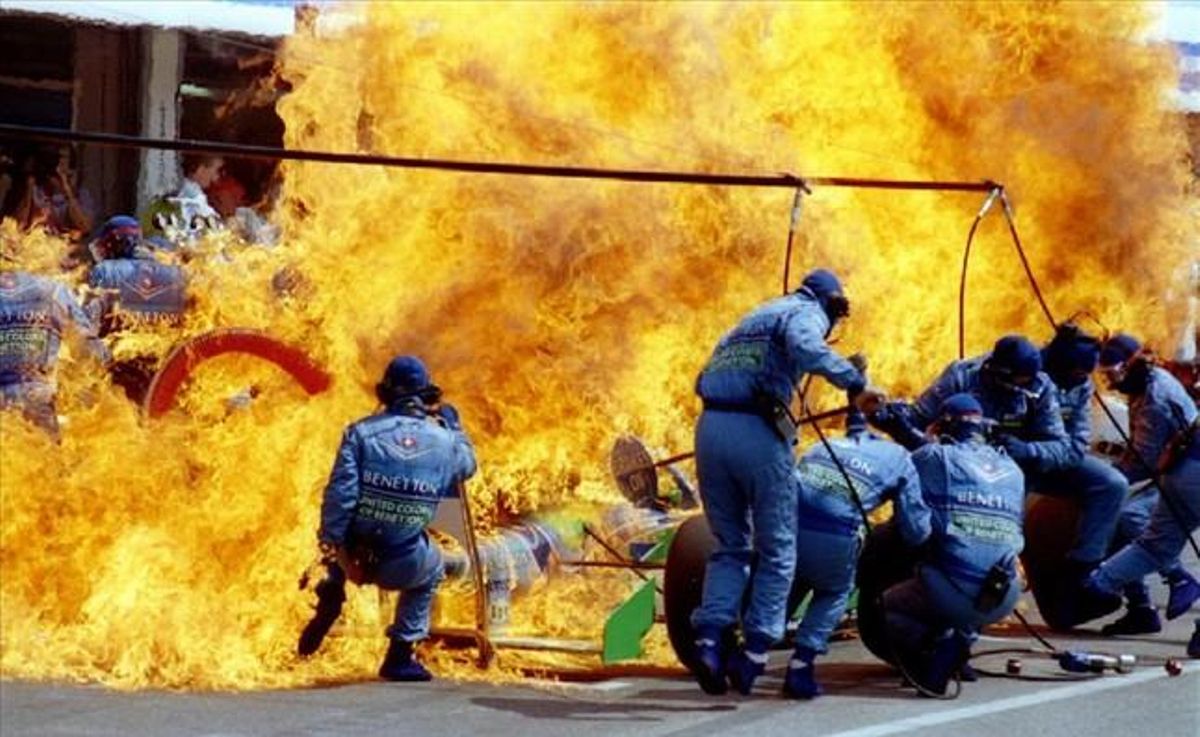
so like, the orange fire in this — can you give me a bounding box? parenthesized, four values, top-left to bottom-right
(1, 2, 1194, 689)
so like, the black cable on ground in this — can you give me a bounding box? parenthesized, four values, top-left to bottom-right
(0, 123, 999, 193)
(967, 645, 1098, 682)
(1010, 608, 1060, 653)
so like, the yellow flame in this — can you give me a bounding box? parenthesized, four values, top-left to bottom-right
(2, 1, 1195, 690)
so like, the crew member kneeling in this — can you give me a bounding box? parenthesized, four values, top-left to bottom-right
(309, 355, 476, 681)
(1083, 335, 1200, 633)
(85, 215, 186, 404)
(785, 399, 930, 699)
(882, 394, 1025, 696)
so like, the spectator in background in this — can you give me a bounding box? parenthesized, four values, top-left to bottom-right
(208, 174, 247, 220)
(175, 153, 223, 228)
(209, 172, 278, 246)
(3, 145, 94, 238)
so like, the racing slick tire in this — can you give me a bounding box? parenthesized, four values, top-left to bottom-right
(855, 520, 919, 665)
(663, 514, 809, 671)
(1021, 494, 1085, 631)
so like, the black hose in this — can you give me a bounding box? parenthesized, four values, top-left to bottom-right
(581, 524, 666, 595)
(957, 188, 1002, 359)
(1093, 396, 1200, 560)
(1010, 608, 1059, 653)
(781, 186, 809, 296)
(998, 192, 1056, 328)
(969, 190, 1200, 561)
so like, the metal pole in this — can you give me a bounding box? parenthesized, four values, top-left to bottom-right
(0, 124, 999, 192)
(455, 483, 494, 668)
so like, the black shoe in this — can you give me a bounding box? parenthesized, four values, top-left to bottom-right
(297, 574, 346, 657)
(916, 633, 968, 697)
(782, 651, 821, 699)
(378, 640, 433, 682)
(1101, 606, 1162, 636)
(1054, 578, 1123, 630)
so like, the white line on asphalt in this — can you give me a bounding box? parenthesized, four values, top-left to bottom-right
(822, 663, 1197, 737)
(526, 678, 635, 698)
(580, 680, 633, 692)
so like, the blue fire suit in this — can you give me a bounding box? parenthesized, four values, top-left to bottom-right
(692, 290, 865, 646)
(0, 270, 105, 433)
(1104, 488, 1183, 609)
(319, 406, 477, 642)
(793, 432, 930, 654)
(86, 254, 186, 401)
(884, 439, 1025, 652)
(1024, 378, 1127, 563)
(910, 355, 1072, 473)
(87, 255, 186, 335)
(1090, 368, 1200, 598)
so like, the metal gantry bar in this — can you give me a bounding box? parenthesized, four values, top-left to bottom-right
(0, 124, 999, 193)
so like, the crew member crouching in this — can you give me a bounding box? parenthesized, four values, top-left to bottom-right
(85, 215, 186, 403)
(882, 394, 1025, 696)
(785, 397, 930, 699)
(1082, 335, 1200, 634)
(303, 355, 477, 682)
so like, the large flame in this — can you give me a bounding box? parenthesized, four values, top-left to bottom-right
(2, 1, 1195, 689)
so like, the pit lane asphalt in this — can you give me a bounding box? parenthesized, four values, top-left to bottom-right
(3, 577, 1198, 737)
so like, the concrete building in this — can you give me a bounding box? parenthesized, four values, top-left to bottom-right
(0, 1, 294, 222)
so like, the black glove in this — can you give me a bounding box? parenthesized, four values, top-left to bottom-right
(436, 402, 462, 431)
(867, 401, 904, 433)
(869, 401, 929, 451)
(848, 352, 868, 375)
(999, 435, 1035, 462)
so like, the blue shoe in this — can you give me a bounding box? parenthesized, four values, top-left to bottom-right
(726, 649, 767, 695)
(378, 640, 433, 682)
(693, 638, 728, 695)
(782, 650, 821, 699)
(1188, 620, 1200, 659)
(1101, 606, 1162, 636)
(1167, 571, 1200, 621)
